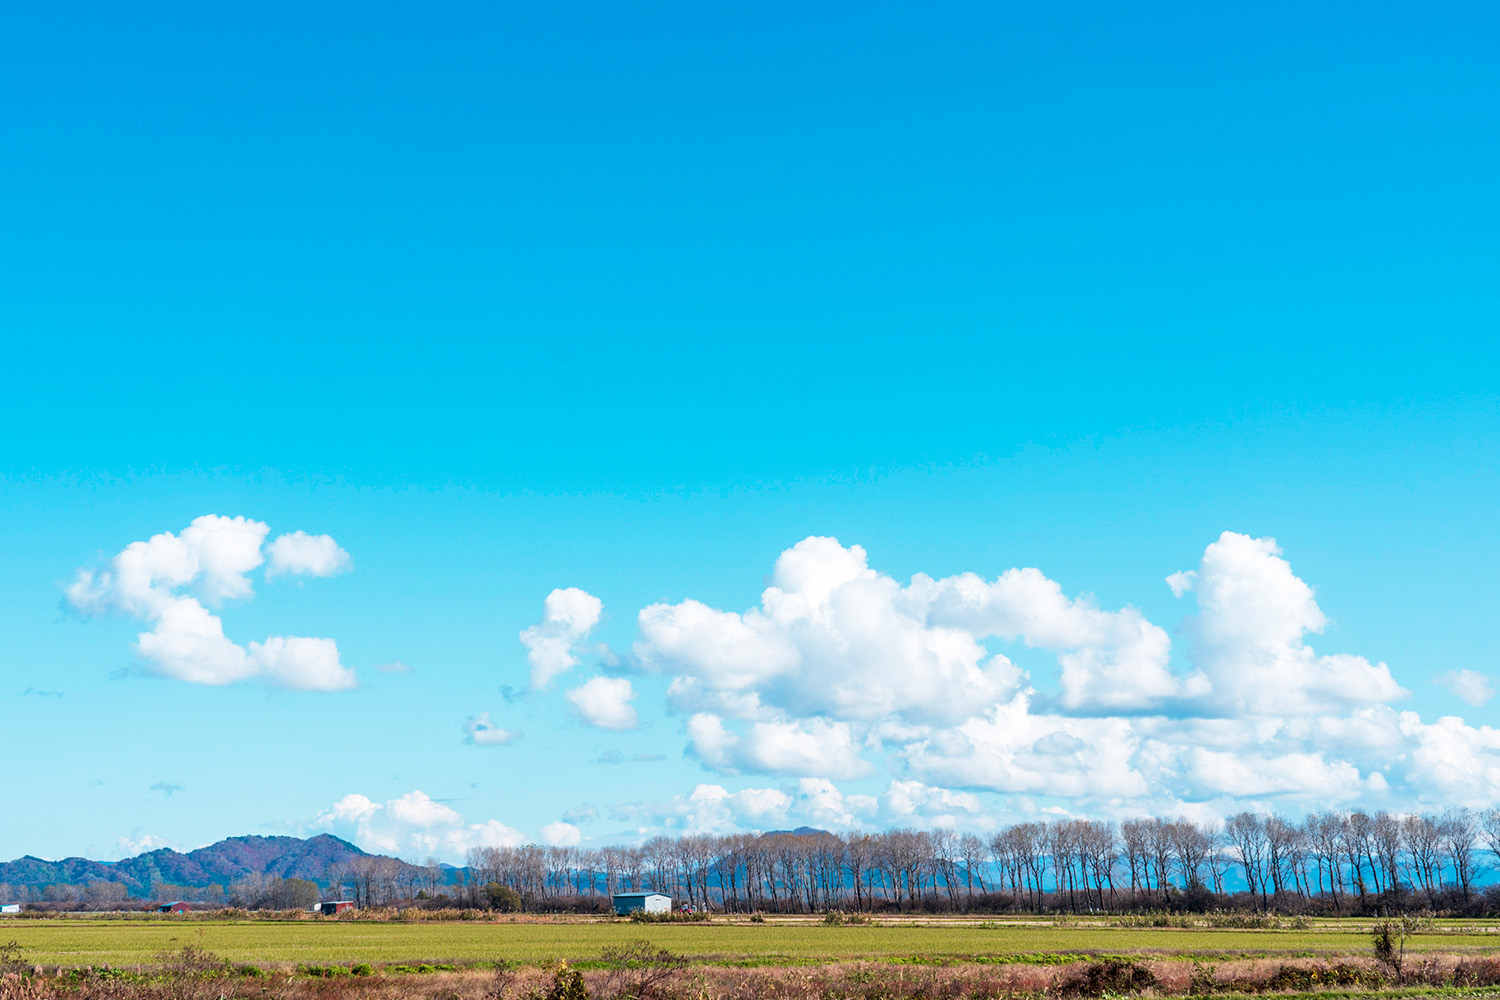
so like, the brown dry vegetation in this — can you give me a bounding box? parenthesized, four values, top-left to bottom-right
(10, 947, 1500, 1000)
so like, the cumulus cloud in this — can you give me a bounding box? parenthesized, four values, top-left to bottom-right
(266, 531, 352, 578)
(521, 588, 603, 689)
(637, 535, 1202, 723)
(686, 712, 873, 779)
(609, 783, 794, 836)
(566, 676, 638, 730)
(1396, 711, 1500, 806)
(541, 821, 581, 847)
(465, 712, 520, 746)
(311, 791, 525, 860)
(150, 782, 184, 797)
(535, 530, 1500, 817)
(116, 832, 172, 857)
(66, 515, 356, 691)
(1437, 669, 1494, 707)
(880, 779, 987, 828)
(901, 693, 1151, 798)
(605, 778, 1000, 838)
(1174, 532, 1405, 715)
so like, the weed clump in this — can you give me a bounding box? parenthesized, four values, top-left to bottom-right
(545, 962, 589, 1000)
(597, 940, 686, 1000)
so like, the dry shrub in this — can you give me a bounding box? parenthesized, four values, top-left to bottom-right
(0, 975, 44, 1000)
(1053, 960, 1157, 997)
(596, 941, 686, 1000)
(1453, 956, 1500, 987)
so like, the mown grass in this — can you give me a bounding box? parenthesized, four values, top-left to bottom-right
(5, 918, 1500, 968)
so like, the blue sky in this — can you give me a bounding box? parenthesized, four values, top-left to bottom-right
(1, 0, 1498, 863)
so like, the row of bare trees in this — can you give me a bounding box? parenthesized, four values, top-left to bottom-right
(448, 808, 1500, 914)
(9, 808, 1498, 914)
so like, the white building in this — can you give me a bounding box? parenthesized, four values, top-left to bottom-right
(610, 892, 671, 915)
(0, 904, 20, 914)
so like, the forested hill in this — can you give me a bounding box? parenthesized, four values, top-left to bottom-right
(0, 835, 368, 894)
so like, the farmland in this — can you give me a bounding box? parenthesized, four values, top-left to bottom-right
(5, 915, 1500, 968)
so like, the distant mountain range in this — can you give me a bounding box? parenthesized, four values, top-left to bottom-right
(0, 835, 369, 894)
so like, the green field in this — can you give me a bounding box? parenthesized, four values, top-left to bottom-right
(4, 918, 1500, 968)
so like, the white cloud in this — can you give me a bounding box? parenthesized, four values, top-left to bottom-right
(465, 712, 520, 746)
(521, 587, 603, 689)
(565, 676, 638, 730)
(266, 531, 352, 578)
(115, 832, 173, 857)
(1397, 711, 1500, 807)
(1173, 746, 1374, 801)
(609, 783, 794, 836)
(920, 565, 1206, 710)
(686, 712, 873, 779)
(67, 516, 356, 691)
(1176, 532, 1405, 715)
(794, 778, 877, 828)
(638, 537, 1033, 724)
(1165, 570, 1196, 597)
(551, 531, 1500, 817)
(251, 636, 356, 691)
(880, 779, 987, 829)
(901, 693, 1151, 798)
(1437, 669, 1494, 707)
(310, 791, 525, 861)
(636, 536, 1206, 725)
(604, 778, 996, 839)
(541, 821, 581, 847)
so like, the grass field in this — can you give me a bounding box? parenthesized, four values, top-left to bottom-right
(5, 917, 1500, 968)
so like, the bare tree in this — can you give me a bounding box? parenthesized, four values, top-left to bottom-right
(1225, 812, 1269, 909)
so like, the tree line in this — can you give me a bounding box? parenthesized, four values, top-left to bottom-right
(9, 807, 1500, 915)
(452, 807, 1500, 915)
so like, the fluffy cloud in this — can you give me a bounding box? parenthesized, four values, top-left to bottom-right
(67, 516, 356, 690)
(609, 783, 794, 836)
(604, 778, 1000, 838)
(1173, 531, 1405, 715)
(686, 712, 873, 779)
(521, 588, 603, 689)
(465, 712, 520, 746)
(1437, 669, 1494, 707)
(1396, 712, 1500, 806)
(638, 537, 1025, 724)
(901, 693, 1151, 798)
(565, 676, 638, 730)
(541, 821, 581, 847)
(532, 530, 1500, 818)
(880, 780, 988, 829)
(116, 832, 173, 857)
(266, 531, 352, 578)
(311, 791, 524, 860)
(637, 536, 1204, 724)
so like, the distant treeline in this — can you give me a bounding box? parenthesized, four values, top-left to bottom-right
(449, 809, 1500, 917)
(7, 808, 1500, 916)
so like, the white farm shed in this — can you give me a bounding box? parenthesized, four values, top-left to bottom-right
(610, 892, 671, 915)
(0, 904, 20, 914)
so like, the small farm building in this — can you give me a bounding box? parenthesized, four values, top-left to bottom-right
(319, 900, 356, 915)
(0, 904, 20, 914)
(157, 902, 190, 913)
(611, 892, 671, 916)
